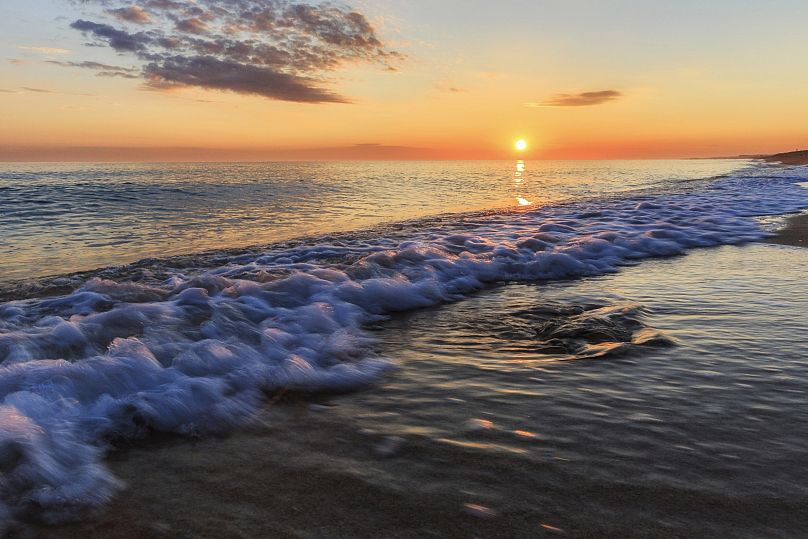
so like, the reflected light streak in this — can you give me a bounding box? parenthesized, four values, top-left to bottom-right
(514, 159, 532, 205)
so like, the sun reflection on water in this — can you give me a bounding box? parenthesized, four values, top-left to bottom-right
(513, 160, 532, 206)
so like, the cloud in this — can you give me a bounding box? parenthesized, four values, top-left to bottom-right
(143, 56, 348, 103)
(434, 82, 467, 94)
(174, 18, 208, 34)
(46, 60, 140, 79)
(17, 46, 71, 55)
(65, 0, 402, 103)
(106, 6, 151, 24)
(22, 87, 56, 93)
(8, 59, 30, 65)
(527, 90, 623, 107)
(70, 20, 152, 52)
(14, 86, 97, 96)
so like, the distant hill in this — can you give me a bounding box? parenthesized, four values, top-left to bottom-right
(764, 150, 808, 165)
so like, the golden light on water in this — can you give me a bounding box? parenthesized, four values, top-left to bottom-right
(514, 160, 532, 206)
(515, 139, 528, 151)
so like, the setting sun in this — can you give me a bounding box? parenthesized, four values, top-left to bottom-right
(515, 139, 528, 151)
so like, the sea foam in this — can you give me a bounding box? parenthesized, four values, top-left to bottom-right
(0, 165, 806, 522)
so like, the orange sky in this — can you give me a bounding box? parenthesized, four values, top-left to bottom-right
(1, 0, 807, 161)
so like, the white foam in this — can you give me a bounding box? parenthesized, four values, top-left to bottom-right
(0, 165, 806, 522)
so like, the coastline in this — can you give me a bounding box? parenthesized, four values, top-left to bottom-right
(766, 213, 808, 247)
(763, 150, 808, 166)
(26, 241, 808, 539)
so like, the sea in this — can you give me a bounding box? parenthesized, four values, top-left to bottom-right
(0, 159, 807, 537)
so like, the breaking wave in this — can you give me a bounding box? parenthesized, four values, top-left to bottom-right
(0, 164, 806, 523)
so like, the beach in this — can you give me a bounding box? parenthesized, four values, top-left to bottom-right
(28, 241, 808, 539)
(1, 160, 807, 537)
(5, 0, 808, 535)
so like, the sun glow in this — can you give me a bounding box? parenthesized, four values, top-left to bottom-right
(515, 139, 528, 151)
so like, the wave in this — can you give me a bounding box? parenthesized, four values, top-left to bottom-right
(0, 164, 806, 524)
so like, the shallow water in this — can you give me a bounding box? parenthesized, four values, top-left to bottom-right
(371, 243, 808, 501)
(0, 159, 743, 282)
(38, 243, 808, 538)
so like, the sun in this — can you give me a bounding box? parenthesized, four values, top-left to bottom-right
(515, 139, 528, 151)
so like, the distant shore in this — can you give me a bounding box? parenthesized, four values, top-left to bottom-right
(763, 150, 808, 166)
(697, 150, 808, 165)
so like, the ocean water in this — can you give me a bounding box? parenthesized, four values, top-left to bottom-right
(1, 159, 807, 532)
(0, 160, 742, 283)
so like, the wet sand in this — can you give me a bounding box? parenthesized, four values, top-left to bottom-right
(766, 213, 808, 247)
(26, 401, 806, 539)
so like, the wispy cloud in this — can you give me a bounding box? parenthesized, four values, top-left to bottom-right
(526, 90, 623, 107)
(46, 60, 140, 79)
(435, 83, 467, 93)
(64, 0, 403, 103)
(22, 87, 55, 93)
(14, 87, 97, 96)
(17, 46, 71, 55)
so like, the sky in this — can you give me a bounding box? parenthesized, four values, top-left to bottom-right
(1, 0, 807, 161)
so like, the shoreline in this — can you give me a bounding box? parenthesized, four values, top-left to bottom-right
(23, 241, 808, 538)
(765, 213, 808, 247)
(0, 165, 732, 302)
(763, 150, 808, 166)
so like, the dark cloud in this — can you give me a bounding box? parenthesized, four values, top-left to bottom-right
(143, 56, 347, 103)
(65, 0, 401, 103)
(70, 20, 152, 52)
(528, 90, 623, 107)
